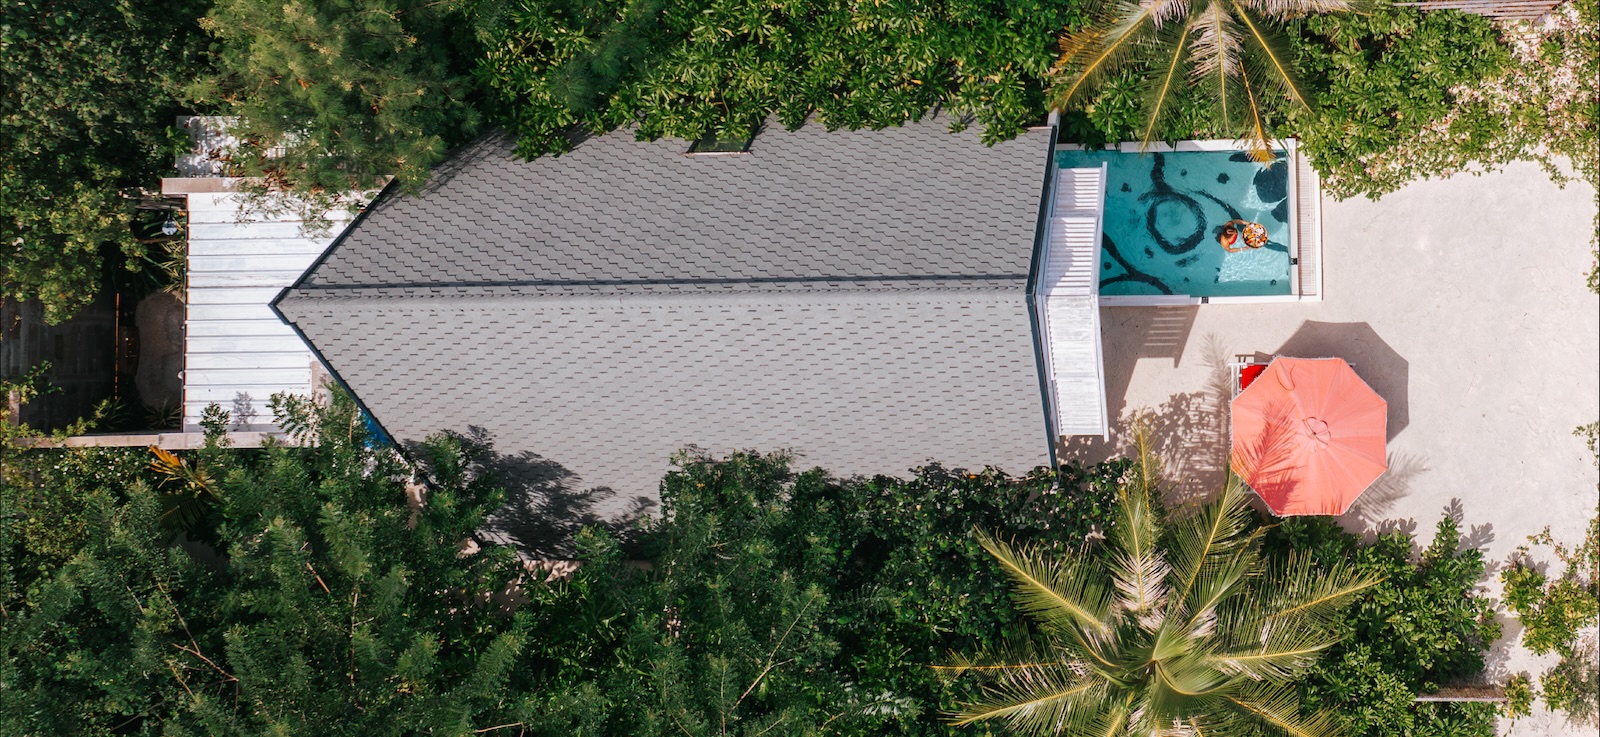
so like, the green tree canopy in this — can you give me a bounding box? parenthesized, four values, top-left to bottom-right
(1, 391, 527, 734)
(1049, 0, 1364, 162)
(0, 0, 211, 323)
(191, 0, 484, 212)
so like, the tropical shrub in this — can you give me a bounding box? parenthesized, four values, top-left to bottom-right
(471, 0, 1087, 158)
(1294, 0, 1596, 200)
(0, 0, 212, 323)
(1284, 3, 1509, 198)
(1502, 514, 1600, 727)
(1288, 0, 1599, 291)
(1268, 514, 1501, 737)
(3, 393, 1129, 736)
(505, 450, 1129, 736)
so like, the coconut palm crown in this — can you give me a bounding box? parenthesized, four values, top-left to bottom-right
(947, 434, 1382, 736)
(1050, 0, 1359, 162)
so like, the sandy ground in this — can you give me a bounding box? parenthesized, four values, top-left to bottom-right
(1059, 161, 1599, 735)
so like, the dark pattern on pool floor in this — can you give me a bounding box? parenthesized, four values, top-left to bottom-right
(1056, 149, 1293, 297)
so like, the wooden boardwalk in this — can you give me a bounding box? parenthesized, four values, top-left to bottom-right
(1393, 0, 1561, 21)
(1037, 165, 1110, 437)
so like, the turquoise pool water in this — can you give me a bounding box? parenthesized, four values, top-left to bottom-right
(1055, 148, 1293, 298)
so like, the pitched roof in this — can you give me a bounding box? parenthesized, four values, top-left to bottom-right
(276, 118, 1057, 503)
(289, 117, 1048, 296)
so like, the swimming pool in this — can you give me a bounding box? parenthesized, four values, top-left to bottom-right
(1056, 144, 1296, 300)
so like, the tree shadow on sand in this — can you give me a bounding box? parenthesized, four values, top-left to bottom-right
(1060, 334, 1234, 507)
(407, 426, 656, 560)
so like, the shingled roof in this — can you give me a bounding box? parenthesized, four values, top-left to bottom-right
(275, 117, 1058, 505)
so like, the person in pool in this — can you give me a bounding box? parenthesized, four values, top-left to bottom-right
(1218, 219, 1269, 252)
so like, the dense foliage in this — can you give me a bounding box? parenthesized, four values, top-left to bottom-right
(1266, 514, 1502, 737)
(471, 0, 1085, 157)
(1051, 0, 1357, 163)
(1284, 4, 1510, 197)
(950, 444, 1380, 736)
(191, 0, 484, 217)
(1286, 0, 1599, 291)
(512, 451, 1131, 736)
(2, 390, 1133, 735)
(0, 0, 211, 323)
(2, 392, 528, 734)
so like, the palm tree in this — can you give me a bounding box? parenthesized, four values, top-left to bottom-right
(946, 430, 1380, 736)
(1050, 0, 1358, 161)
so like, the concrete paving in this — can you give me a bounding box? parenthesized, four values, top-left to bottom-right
(1060, 160, 1598, 735)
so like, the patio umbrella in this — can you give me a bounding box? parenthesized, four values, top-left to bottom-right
(1230, 357, 1387, 516)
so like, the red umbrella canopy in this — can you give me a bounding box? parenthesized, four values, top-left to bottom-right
(1230, 357, 1388, 516)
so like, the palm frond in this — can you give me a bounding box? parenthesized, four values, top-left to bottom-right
(1234, 64, 1277, 163)
(1139, 19, 1197, 151)
(1085, 703, 1131, 737)
(1165, 477, 1256, 609)
(1260, 553, 1383, 627)
(1205, 623, 1337, 680)
(1228, 1, 1311, 110)
(1237, 0, 1351, 20)
(1188, 0, 1243, 130)
(1109, 424, 1170, 630)
(1148, 656, 1230, 718)
(950, 667, 1104, 736)
(1150, 0, 1194, 28)
(1180, 526, 1264, 635)
(1050, 1, 1161, 110)
(936, 628, 1081, 680)
(1219, 683, 1342, 737)
(1111, 547, 1171, 629)
(976, 532, 1115, 637)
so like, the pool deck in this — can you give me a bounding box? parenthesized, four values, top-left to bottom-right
(1059, 160, 1598, 736)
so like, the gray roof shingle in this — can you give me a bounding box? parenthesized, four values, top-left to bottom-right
(277, 117, 1056, 504)
(294, 118, 1048, 293)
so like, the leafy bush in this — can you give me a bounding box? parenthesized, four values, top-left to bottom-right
(507, 450, 1127, 736)
(1, 391, 528, 734)
(1284, 4, 1509, 198)
(1288, 0, 1599, 291)
(1267, 513, 1500, 737)
(3, 406, 1125, 736)
(1502, 513, 1600, 727)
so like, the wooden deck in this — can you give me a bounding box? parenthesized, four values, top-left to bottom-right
(1293, 143, 1324, 301)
